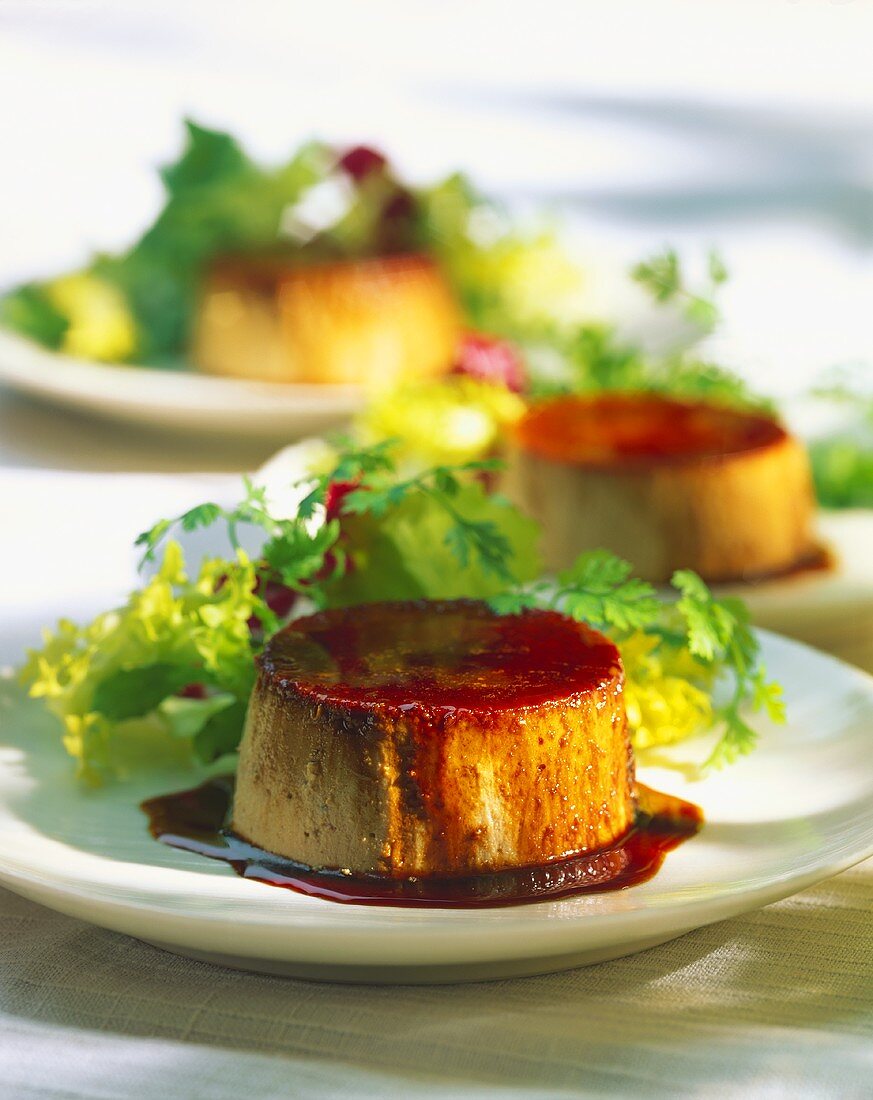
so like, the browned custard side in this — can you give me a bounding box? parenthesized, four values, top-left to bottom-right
(193, 252, 461, 385)
(232, 601, 633, 879)
(507, 393, 820, 584)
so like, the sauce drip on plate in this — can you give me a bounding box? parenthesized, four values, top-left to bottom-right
(141, 777, 702, 908)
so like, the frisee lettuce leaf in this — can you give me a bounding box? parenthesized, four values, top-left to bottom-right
(490, 551, 784, 770)
(19, 543, 269, 782)
(356, 376, 525, 469)
(21, 442, 780, 782)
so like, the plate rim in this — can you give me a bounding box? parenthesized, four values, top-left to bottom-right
(0, 326, 365, 426)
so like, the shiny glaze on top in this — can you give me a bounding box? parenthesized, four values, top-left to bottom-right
(258, 600, 622, 714)
(515, 393, 787, 468)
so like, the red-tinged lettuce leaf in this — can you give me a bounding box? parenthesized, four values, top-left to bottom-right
(324, 480, 541, 607)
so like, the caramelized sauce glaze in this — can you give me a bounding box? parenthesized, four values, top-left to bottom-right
(516, 394, 787, 468)
(142, 777, 702, 907)
(259, 600, 622, 714)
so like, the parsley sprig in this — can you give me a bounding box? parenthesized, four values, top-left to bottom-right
(632, 246, 728, 330)
(136, 475, 343, 597)
(524, 321, 770, 413)
(490, 551, 785, 771)
(135, 440, 520, 602)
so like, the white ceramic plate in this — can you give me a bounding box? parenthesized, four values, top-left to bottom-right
(0, 328, 363, 439)
(0, 618, 871, 984)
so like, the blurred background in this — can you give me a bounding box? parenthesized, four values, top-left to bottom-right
(0, 0, 871, 470)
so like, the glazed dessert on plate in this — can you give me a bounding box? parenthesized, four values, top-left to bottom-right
(161, 597, 701, 906)
(26, 439, 779, 909)
(234, 600, 633, 877)
(137, 595, 705, 905)
(506, 393, 819, 584)
(194, 252, 461, 386)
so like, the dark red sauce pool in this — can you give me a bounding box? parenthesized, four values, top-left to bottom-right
(141, 777, 702, 908)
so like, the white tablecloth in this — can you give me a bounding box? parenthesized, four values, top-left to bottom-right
(0, 861, 870, 1100)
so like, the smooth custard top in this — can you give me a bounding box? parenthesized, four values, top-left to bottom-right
(259, 599, 622, 713)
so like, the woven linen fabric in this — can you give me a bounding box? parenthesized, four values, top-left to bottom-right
(0, 859, 870, 1100)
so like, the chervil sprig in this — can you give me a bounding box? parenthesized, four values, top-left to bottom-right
(136, 441, 524, 606)
(134, 475, 343, 607)
(523, 321, 769, 414)
(295, 438, 398, 521)
(670, 569, 785, 767)
(489, 550, 785, 771)
(631, 246, 728, 330)
(338, 457, 516, 583)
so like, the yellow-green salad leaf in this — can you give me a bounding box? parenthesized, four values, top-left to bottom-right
(20, 441, 782, 782)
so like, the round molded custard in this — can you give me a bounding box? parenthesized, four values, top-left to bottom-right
(193, 251, 461, 385)
(506, 394, 817, 584)
(232, 600, 633, 878)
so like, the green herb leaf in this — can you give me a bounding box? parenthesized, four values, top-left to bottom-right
(632, 248, 681, 302)
(489, 552, 784, 772)
(326, 478, 540, 607)
(810, 437, 873, 509)
(91, 663, 194, 721)
(158, 692, 237, 740)
(705, 708, 759, 770)
(193, 699, 249, 763)
(708, 249, 729, 285)
(631, 246, 726, 331)
(0, 284, 69, 348)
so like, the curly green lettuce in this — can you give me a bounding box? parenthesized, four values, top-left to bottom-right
(490, 553, 785, 770)
(415, 173, 588, 336)
(20, 444, 782, 783)
(357, 375, 525, 469)
(19, 544, 268, 782)
(20, 443, 541, 781)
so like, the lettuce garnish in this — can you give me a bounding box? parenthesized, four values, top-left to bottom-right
(21, 441, 782, 782)
(20, 545, 265, 782)
(357, 375, 525, 469)
(811, 437, 873, 509)
(490, 555, 784, 771)
(0, 121, 586, 365)
(806, 375, 873, 509)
